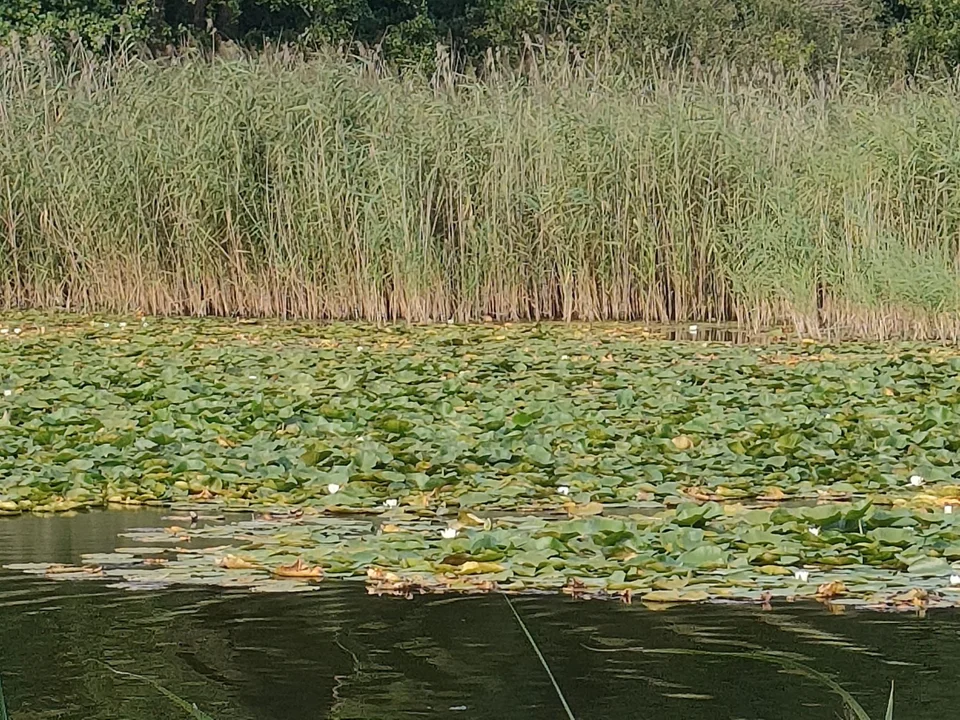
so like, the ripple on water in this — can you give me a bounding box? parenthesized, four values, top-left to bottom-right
(1, 511, 959, 720)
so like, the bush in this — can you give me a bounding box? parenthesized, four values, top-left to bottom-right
(899, 0, 960, 70)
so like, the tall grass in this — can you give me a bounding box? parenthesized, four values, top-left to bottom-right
(3, 42, 960, 337)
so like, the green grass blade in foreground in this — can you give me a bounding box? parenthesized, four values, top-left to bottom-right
(504, 595, 576, 720)
(584, 645, 873, 720)
(0, 674, 9, 720)
(98, 662, 216, 720)
(885, 681, 894, 720)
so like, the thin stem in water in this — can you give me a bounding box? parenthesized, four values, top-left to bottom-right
(98, 661, 216, 720)
(503, 594, 576, 720)
(0, 674, 9, 720)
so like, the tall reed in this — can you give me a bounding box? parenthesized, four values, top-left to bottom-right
(2, 42, 960, 337)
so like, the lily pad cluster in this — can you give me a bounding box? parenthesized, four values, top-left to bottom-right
(9, 500, 960, 609)
(3, 316, 960, 515)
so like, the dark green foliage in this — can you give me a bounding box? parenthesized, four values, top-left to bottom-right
(0, 0, 941, 74)
(898, 0, 960, 69)
(0, 0, 158, 47)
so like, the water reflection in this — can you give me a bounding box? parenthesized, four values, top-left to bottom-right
(0, 512, 951, 720)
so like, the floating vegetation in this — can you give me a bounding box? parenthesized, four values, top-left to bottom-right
(3, 317, 960, 517)
(7, 318, 960, 608)
(7, 499, 960, 609)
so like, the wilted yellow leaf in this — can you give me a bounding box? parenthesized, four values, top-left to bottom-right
(683, 486, 713, 501)
(217, 554, 260, 570)
(566, 501, 604, 517)
(816, 580, 846, 599)
(273, 557, 323, 579)
(671, 435, 694, 451)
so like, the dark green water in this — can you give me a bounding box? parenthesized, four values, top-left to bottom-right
(0, 512, 953, 719)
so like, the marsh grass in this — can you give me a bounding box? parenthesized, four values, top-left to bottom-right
(3, 43, 960, 337)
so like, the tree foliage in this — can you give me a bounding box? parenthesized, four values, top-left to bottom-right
(0, 0, 958, 72)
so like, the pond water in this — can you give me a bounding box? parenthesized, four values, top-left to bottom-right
(0, 512, 955, 720)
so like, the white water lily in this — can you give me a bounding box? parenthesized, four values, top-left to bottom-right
(13, 328, 21, 334)
(946, 505, 954, 515)
(951, 575, 960, 586)
(688, 324, 699, 333)
(560, 355, 569, 360)
(384, 499, 399, 509)
(557, 486, 570, 495)
(794, 569, 810, 582)
(358, 436, 365, 442)
(440, 527, 458, 540)
(248, 375, 258, 380)
(118, 322, 127, 328)
(326, 483, 341, 494)
(2, 390, 11, 397)
(356, 346, 364, 352)
(0, 329, 8, 335)
(910, 474, 925, 487)
(103, 322, 110, 328)
(808, 526, 821, 537)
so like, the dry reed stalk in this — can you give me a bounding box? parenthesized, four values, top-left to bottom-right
(1, 45, 960, 337)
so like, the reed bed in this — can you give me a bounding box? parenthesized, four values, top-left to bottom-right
(2, 44, 960, 337)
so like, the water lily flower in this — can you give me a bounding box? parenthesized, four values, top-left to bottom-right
(327, 483, 341, 494)
(248, 375, 258, 380)
(13, 328, 21, 334)
(946, 505, 954, 515)
(384, 499, 399, 509)
(118, 322, 127, 328)
(0, 329, 8, 335)
(910, 475, 925, 487)
(557, 486, 570, 495)
(560, 355, 569, 360)
(103, 322, 110, 328)
(440, 527, 458, 540)
(688, 324, 698, 333)
(356, 346, 364, 352)
(794, 569, 810, 582)
(951, 575, 960, 586)
(808, 526, 821, 537)
(2, 390, 11, 397)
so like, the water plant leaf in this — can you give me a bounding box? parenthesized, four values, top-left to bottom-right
(272, 558, 323, 579)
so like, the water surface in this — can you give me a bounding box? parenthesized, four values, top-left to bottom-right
(0, 512, 952, 719)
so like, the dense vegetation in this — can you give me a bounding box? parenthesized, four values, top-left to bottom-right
(6, 319, 960, 608)
(2, 0, 960, 72)
(3, 49, 960, 335)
